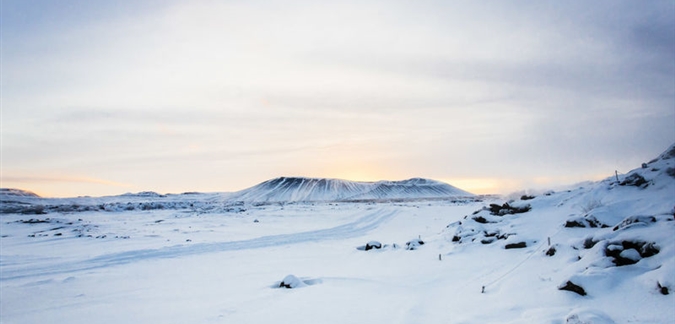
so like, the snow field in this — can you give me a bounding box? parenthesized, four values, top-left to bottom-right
(2, 144, 674, 323)
(1, 192, 673, 323)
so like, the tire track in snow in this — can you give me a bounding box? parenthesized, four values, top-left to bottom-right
(1, 208, 397, 281)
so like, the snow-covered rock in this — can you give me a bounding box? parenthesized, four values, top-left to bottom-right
(445, 142, 675, 305)
(365, 241, 382, 250)
(619, 249, 641, 262)
(565, 308, 615, 324)
(278, 275, 306, 289)
(405, 238, 425, 250)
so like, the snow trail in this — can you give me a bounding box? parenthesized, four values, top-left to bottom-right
(1, 207, 397, 281)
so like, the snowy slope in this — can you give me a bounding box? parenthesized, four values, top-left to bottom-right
(441, 143, 675, 322)
(226, 177, 473, 202)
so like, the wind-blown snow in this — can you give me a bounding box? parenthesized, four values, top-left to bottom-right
(1, 144, 673, 323)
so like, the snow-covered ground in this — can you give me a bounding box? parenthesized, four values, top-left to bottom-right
(1, 145, 674, 323)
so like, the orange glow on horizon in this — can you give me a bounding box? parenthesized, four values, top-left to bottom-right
(442, 172, 613, 196)
(1, 174, 135, 198)
(440, 178, 516, 195)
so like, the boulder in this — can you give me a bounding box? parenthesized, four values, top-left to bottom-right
(604, 240, 659, 266)
(365, 241, 382, 251)
(406, 239, 425, 250)
(559, 280, 587, 296)
(613, 215, 656, 231)
(489, 203, 531, 216)
(505, 242, 527, 249)
(279, 275, 305, 289)
(619, 173, 648, 188)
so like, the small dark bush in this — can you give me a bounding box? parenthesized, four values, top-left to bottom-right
(520, 195, 535, 200)
(545, 246, 557, 256)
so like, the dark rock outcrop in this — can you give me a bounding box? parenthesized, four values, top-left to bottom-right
(559, 281, 587, 296)
(488, 203, 531, 216)
(604, 240, 659, 266)
(505, 242, 527, 249)
(620, 173, 648, 188)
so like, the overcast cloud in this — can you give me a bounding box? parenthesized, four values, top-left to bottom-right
(2, 0, 674, 197)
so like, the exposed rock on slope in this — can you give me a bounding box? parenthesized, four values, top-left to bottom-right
(445, 142, 675, 298)
(226, 177, 473, 203)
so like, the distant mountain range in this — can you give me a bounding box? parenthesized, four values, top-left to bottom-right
(226, 177, 473, 203)
(0, 177, 473, 214)
(0, 188, 40, 198)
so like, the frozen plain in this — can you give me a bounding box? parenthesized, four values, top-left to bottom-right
(1, 146, 674, 323)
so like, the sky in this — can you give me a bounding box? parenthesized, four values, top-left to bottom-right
(1, 0, 674, 198)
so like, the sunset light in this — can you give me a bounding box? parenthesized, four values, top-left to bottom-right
(1, 0, 673, 198)
(1, 2, 674, 322)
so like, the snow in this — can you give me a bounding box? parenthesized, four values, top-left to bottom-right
(1, 144, 674, 323)
(0, 188, 40, 197)
(227, 177, 473, 202)
(619, 249, 641, 262)
(278, 274, 305, 289)
(565, 308, 615, 324)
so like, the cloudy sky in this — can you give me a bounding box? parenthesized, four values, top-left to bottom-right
(2, 0, 674, 197)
